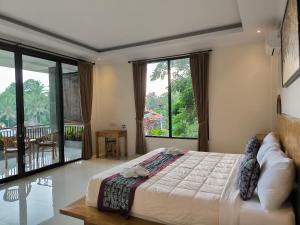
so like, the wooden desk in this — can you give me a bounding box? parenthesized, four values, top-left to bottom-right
(95, 130, 127, 159)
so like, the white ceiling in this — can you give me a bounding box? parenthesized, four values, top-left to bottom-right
(0, 0, 287, 61)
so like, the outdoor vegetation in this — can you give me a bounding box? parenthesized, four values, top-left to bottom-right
(64, 126, 84, 141)
(144, 58, 198, 138)
(0, 79, 49, 128)
(0, 78, 84, 142)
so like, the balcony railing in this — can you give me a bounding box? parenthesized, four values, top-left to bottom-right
(0, 124, 84, 141)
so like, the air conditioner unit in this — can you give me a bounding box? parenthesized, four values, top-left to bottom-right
(265, 31, 281, 56)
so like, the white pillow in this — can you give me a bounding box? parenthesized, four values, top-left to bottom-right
(263, 132, 280, 145)
(257, 142, 280, 165)
(257, 149, 294, 210)
(257, 132, 281, 165)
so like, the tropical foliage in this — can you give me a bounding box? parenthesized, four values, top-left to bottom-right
(0, 79, 49, 128)
(65, 126, 84, 141)
(0, 83, 16, 128)
(144, 58, 198, 138)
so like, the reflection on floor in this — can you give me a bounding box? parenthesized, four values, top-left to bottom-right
(0, 147, 82, 179)
(0, 158, 127, 225)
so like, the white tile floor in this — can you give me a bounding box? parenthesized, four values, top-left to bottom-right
(0, 158, 127, 225)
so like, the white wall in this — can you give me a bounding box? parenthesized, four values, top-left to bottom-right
(91, 41, 274, 157)
(269, 51, 300, 120)
(91, 63, 136, 157)
(209, 42, 273, 153)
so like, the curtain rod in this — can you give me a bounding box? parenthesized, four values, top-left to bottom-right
(128, 49, 212, 64)
(0, 37, 95, 65)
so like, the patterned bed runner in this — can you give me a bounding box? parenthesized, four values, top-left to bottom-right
(97, 151, 184, 215)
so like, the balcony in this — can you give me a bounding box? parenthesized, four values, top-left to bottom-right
(0, 124, 83, 179)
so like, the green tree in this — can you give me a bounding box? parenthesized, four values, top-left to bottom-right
(0, 79, 50, 128)
(23, 79, 49, 125)
(146, 92, 159, 110)
(149, 59, 198, 137)
(0, 83, 16, 127)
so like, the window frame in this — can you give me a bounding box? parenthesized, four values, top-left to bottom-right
(144, 56, 197, 140)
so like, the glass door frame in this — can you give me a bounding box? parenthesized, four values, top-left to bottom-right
(0, 41, 82, 184)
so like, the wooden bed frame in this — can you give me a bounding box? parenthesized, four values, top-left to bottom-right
(60, 197, 163, 225)
(60, 114, 300, 225)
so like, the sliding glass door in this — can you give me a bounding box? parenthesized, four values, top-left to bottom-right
(62, 64, 83, 162)
(0, 49, 18, 179)
(0, 42, 83, 184)
(22, 55, 61, 172)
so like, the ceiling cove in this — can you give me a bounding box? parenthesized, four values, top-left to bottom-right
(0, 13, 242, 53)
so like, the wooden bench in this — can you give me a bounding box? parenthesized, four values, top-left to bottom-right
(60, 197, 164, 225)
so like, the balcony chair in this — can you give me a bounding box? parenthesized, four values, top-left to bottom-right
(37, 132, 58, 161)
(3, 136, 32, 170)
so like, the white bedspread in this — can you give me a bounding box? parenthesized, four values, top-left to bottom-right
(86, 149, 242, 225)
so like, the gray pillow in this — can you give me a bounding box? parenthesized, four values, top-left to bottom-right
(244, 136, 260, 158)
(238, 157, 260, 200)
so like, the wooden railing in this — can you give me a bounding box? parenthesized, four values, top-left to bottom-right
(64, 123, 84, 141)
(0, 124, 84, 140)
(26, 126, 51, 139)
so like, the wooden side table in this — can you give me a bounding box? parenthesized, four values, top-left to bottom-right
(95, 130, 128, 159)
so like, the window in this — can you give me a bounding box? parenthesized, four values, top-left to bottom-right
(144, 58, 198, 138)
(62, 64, 83, 162)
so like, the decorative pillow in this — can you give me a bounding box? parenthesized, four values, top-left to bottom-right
(244, 136, 260, 158)
(238, 157, 260, 200)
(237, 155, 251, 187)
(257, 149, 295, 210)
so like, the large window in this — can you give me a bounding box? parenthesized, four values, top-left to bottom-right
(144, 58, 198, 138)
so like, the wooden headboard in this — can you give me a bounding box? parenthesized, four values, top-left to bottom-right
(277, 114, 300, 224)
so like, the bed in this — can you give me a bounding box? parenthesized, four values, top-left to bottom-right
(87, 149, 241, 225)
(60, 114, 299, 225)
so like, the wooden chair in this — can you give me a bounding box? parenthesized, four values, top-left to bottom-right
(37, 132, 58, 160)
(105, 137, 117, 157)
(3, 137, 18, 170)
(3, 137, 32, 170)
